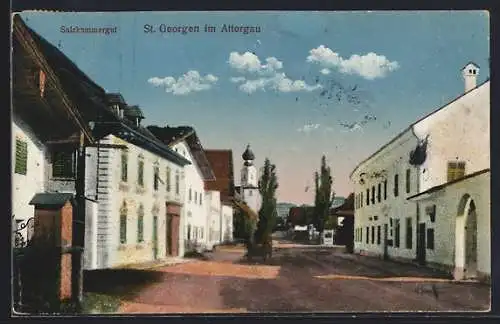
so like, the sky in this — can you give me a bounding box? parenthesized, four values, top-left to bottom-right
(17, 11, 489, 205)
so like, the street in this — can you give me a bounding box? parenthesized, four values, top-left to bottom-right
(84, 237, 490, 313)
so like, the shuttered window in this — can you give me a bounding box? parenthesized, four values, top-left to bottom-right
(137, 157, 144, 187)
(447, 161, 466, 182)
(406, 169, 411, 193)
(15, 139, 28, 175)
(166, 167, 171, 192)
(406, 217, 413, 249)
(394, 174, 399, 197)
(120, 210, 127, 244)
(137, 204, 144, 243)
(52, 150, 75, 178)
(153, 166, 159, 191)
(175, 171, 180, 194)
(121, 152, 128, 182)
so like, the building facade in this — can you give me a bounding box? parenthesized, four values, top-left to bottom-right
(205, 149, 236, 244)
(147, 126, 216, 252)
(350, 62, 490, 281)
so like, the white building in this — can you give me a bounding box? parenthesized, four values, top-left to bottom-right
(13, 17, 192, 270)
(205, 149, 236, 244)
(236, 145, 262, 214)
(350, 62, 490, 282)
(205, 190, 222, 250)
(147, 126, 216, 252)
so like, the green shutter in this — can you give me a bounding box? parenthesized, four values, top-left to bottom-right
(121, 153, 128, 182)
(120, 213, 127, 244)
(15, 139, 28, 175)
(138, 159, 144, 186)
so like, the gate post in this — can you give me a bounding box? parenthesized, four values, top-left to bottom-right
(29, 193, 76, 307)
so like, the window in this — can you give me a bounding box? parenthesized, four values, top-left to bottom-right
(187, 224, 191, 240)
(406, 217, 412, 249)
(377, 183, 381, 202)
(153, 166, 159, 191)
(366, 189, 370, 206)
(371, 226, 375, 244)
(383, 180, 387, 200)
(194, 191, 197, 204)
(389, 218, 394, 237)
(120, 203, 127, 244)
(249, 190, 253, 196)
(137, 157, 144, 186)
(175, 171, 180, 194)
(371, 186, 375, 204)
(394, 174, 399, 197)
(377, 226, 381, 245)
(360, 228, 362, 243)
(406, 169, 411, 193)
(200, 193, 203, 205)
(366, 227, 369, 244)
(120, 152, 128, 182)
(137, 205, 144, 243)
(52, 150, 75, 178)
(200, 228, 204, 240)
(447, 161, 466, 182)
(394, 219, 400, 248)
(427, 228, 435, 250)
(360, 192, 363, 207)
(15, 139, 28, 175)
(166, 167, 171, 192)
(189, 188, 192, 202)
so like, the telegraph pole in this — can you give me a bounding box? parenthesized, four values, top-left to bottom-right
(72, 130, 86, 307)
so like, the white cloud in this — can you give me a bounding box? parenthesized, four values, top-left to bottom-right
(320, 68, 331, 75)
(238, 72, 322, 94)
(148, 70, 218, 95)
(228, 52, 321, 94)
(297, 123, 321, 133)
(307, 45, 399, 80)
(228, 51, 283, 75)
(230, 76, 246, 83)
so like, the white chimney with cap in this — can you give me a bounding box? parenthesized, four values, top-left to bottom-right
(462, 62, 480, 93)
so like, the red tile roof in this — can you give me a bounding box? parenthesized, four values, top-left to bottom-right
(204, 149, 235, 204)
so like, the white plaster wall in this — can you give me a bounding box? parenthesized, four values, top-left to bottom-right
(11, 119, 46, 224)
(205, 190, 221, 248)
(84, 135, 185, 268)
(414, 81, 490, 192)
(221, 204, 234, 242)
(351, 129, 420, 260)
(242, 188, 261, 215)
(418, 171, 490, 275)
(172, 141, 207, 249)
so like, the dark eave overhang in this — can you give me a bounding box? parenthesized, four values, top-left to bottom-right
(13, 15, 95, 143)
(93, 121, 191, 166)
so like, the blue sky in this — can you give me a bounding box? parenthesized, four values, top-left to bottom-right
(17, 11, 489, 204)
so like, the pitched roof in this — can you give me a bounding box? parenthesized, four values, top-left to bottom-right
(204, 150, 235, 203)
(349, 79, 489, 179)
(147, 125, 215, 180)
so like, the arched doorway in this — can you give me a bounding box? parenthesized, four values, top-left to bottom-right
(455, 194, 478, 280)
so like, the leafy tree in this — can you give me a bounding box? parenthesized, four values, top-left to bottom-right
(313, 155, 336, 233)
(254, 158, 279, 246)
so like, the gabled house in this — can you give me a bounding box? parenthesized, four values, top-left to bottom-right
(350, 62, 490, 282)
(12, 14, 102, 242)
(205, 149, 236, 243)
(147, 125, 216, 252)
(13, 15, 192, 269)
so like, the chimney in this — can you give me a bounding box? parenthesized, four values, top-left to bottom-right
(461, 62, 479, 93)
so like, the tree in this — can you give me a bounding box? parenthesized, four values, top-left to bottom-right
(313, 155, 336, 233)
(254, 158, 279, 246)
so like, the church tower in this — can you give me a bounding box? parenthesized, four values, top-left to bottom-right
(240, 144, 261, 212)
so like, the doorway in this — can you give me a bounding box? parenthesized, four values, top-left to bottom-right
(166, 214, 173, 256)
(465, 200, 478, 278)
(417, 223, 426, 265)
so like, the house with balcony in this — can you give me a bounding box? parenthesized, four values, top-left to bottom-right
(350, 62, 490, 282)
(147, 125, 216, 252)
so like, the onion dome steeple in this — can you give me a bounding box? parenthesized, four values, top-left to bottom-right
(242, 144, 255, 166)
